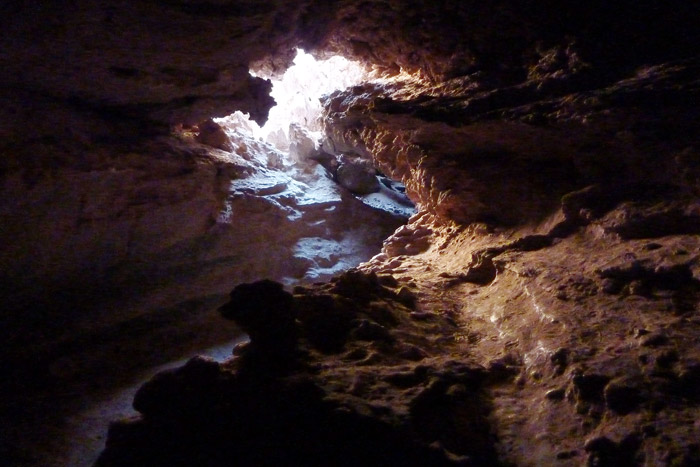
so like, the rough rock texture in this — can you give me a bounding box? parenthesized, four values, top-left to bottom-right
(1, 1, 700, 466)
(0, 119, 403, 352)
(336, 157, 381, 195)
(288, 122, 322, 163)
(98, 204, 700, 465)
(99, 58, 700, 465)
(322, 58, 700, 226)
(0, 88, 404, 465)
(101, 59, 700, 467)
(97, 272, 497, 466)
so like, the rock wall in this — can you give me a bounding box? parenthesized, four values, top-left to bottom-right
(322, 59, 700, 225)
(3, 1, 698, 131)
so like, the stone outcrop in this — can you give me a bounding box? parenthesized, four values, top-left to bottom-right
(97, 272, 498, 466)
(288, 122, 321, 163)
(321, 58, 700, 226)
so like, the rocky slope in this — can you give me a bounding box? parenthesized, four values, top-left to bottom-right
(1, 1, 699, 466)
(96, 58, 700, 465)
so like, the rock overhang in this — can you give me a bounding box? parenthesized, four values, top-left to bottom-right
(3, 1, 698, 135)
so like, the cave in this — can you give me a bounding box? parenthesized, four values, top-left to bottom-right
(1, 1, 699, 466)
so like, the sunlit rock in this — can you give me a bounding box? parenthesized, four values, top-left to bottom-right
(288, 122, 321, 163)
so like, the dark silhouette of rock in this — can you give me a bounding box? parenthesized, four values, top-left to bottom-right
(295, 293, 355, 353)
(573, 373, 610, 402)
(219, 280, 297, 357)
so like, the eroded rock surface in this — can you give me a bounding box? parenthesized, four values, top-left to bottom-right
(97, 272, 497, 466)
(100, 55, 699, 467)
(0, 88, 405, 466)
(99, 196, 700, 465)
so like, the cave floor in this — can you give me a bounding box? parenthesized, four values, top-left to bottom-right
(5, 204, 700, 466)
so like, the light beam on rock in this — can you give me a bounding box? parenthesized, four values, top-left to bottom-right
(217, 48, 370, 155)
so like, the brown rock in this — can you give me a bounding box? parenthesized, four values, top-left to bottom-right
(604, 378, 642, 414)
(336, 159, 381, 195)
(3, 2, 700, 466)
(640, 332, 669, 347)
(545, 387, 566, 401)
(572, 373, 610, 402)
(195, 119, 232, 151)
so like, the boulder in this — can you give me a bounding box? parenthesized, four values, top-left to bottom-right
(219, 280, 297, 354)
(336, 158, 380, 195)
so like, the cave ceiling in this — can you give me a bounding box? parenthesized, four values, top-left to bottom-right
(2, 1, 698, 130)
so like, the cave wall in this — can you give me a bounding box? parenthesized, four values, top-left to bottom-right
(322, 59, 700, 226)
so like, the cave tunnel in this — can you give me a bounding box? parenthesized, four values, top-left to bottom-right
(1, 1, 700, 466)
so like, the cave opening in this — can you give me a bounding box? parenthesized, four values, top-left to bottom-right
(219, 48, 368, 149)
(188, 48, 415, 285)
(2, 49, 419, 467)
(216, 49, 414, 217)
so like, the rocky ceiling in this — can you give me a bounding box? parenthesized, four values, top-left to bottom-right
(2, 1, 698, 129)
(2, 1, 700, 466)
